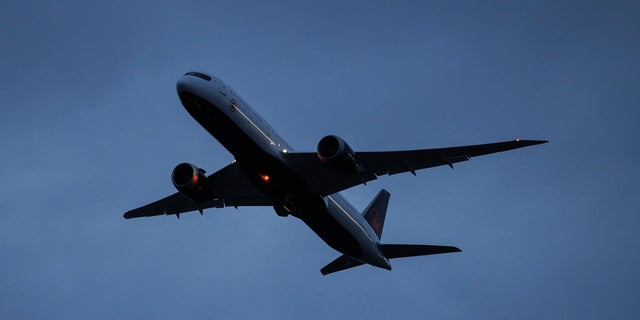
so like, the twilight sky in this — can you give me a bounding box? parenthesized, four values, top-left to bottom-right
(1, 1, 639, 319)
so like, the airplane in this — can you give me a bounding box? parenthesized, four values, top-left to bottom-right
(124, 71, 547, 275)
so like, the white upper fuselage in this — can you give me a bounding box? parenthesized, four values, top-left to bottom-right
(177, 72, 293, 155)
(176, 72, 390, 270)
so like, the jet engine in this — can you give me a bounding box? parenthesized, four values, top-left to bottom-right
(171, 162, 213, 201)
(317, 135, 359, 174)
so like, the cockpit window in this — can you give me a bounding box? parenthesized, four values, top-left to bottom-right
(185, 71, 212, 81)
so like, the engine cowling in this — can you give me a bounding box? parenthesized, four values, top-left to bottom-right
(317, 135, 359, 174)
(171, 162, 213, 201)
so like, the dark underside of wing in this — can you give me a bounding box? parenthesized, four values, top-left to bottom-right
(285, 139, 547, 196)
(123, 192, 222, 219)
(124, 163, 272, 219)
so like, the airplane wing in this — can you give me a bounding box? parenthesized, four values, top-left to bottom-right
(124, 163, 273, 219)
(286, 139, 547, 196)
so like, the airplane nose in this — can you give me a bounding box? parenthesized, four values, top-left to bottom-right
(176, 75, 193, 95)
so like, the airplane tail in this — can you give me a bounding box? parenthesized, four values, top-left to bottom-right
(321, 189, 461, 275)
(362, 189, 390, 239)
(320, 190, 461, 275)
(320, 245, 461, 275)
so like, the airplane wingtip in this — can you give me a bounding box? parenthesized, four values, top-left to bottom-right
(515, 139, 549, 145)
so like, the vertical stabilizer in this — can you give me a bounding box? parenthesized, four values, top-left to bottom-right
(363, 189, 390, 239)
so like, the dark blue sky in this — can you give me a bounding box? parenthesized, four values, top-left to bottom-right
(1, 1, 639, 319)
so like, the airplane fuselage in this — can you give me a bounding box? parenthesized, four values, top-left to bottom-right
(176, 72, 391, 270)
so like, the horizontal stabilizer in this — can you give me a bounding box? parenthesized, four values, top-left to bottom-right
(321, 255, 364, 275)
(320, 244, 461, 275)
(380, 244, 461, 259)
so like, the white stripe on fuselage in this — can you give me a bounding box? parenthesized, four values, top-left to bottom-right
(187, 74, 292, 156)
(325, 194, 389, 268)
(326, 195, 376, 245)
(218, 87, 292, 155)
(228, 100, 278, 147)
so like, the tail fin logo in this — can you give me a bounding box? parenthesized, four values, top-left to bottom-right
(363, 190, 390, 239)
(369, 208, 382, 236)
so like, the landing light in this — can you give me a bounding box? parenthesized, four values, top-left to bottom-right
(282, 149, 288, 154)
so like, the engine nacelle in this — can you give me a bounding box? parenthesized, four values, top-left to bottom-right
(171, 162, 213, 202)
(317, 135, 359, 174)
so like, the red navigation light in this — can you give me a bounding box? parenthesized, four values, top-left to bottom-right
(260, 174, 270, 183)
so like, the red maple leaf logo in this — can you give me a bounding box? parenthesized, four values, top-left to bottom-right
(369, 209, 381, 236)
